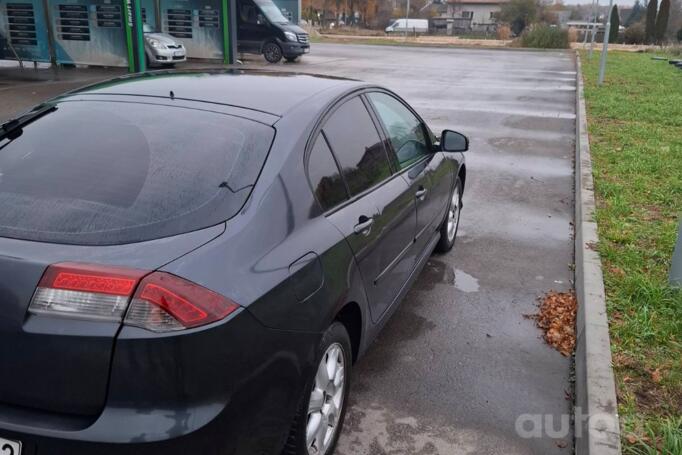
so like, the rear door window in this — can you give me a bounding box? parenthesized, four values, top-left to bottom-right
(322, 97, 392, 196)
(307, 134, 348, 212)
(0, 100, 274, 245)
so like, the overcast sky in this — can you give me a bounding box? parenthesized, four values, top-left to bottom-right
(561, 0, 638, 6)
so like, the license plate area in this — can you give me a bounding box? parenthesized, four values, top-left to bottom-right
(0, 437, 22, 455)
(173, 51, 184, 57)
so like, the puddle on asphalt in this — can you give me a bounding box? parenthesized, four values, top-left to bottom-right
(504, 115, 574, 135)
(415, 259, 479, 293)
(454, 269, 480, 293)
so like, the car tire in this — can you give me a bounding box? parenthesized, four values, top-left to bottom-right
(435, 177, 462, 253)
(285, 56, 299, 63)
(263, 42, 283, 63)
(283, 322, 352, 455)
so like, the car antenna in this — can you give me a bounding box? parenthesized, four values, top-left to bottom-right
(169, 90, 175, 100)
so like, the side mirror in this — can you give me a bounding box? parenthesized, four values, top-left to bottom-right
(440, 130, 468, 152)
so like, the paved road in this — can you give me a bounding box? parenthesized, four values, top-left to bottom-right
(0, 44, 576, 454)
(285, 44, 577, 455)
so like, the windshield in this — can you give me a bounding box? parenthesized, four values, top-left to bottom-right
(143, 23, 156, 33)
(254, 0, 289, 24)
(0, 100, 274, 245)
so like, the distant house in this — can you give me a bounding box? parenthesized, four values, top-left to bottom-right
(436, 0, 510, 33)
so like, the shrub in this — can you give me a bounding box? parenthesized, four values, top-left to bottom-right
(520, 24, 569, 48)
(567, 26, 578, 42)
(624, 21, 646, 44)
(678, 28, 682, 42)
(663, 44, 682, 56)
(497, 24, 512, 40)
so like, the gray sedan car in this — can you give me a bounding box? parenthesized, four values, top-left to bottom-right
(0, 70, 468, 455)
(143, 23, 186, 66)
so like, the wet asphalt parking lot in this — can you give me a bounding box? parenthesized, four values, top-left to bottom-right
(0, 43, 577, 454)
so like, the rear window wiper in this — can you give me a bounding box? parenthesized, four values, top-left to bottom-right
(1, 104, 57, 141)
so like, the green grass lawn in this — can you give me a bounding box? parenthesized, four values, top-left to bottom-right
(580, 51, 682, 454)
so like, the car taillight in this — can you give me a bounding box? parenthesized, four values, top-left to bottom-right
(29, 263, 147, 322)
(125, 272, 239, 332)
(29, 263, 240, 332)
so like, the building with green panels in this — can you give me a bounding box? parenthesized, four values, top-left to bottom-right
(0, 0, 236, 71)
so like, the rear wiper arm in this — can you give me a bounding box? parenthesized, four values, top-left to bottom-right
(1, 104, 57, 141)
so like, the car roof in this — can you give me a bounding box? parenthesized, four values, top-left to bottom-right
(65, 69, 365, 117)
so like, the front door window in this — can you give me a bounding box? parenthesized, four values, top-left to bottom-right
(367, 92, 430, 170)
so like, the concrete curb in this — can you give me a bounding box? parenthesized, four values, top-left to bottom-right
(573, 55, 622, 454)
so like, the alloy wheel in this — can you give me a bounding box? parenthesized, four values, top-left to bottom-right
(447, 186, 460, 242)
(306, 343, 346, 455)
(264, 43, 282, 63)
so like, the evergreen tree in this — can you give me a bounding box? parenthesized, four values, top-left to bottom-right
(499, 0, 538, 35)
(625, 0, 645, 26)
(609, 5, 620, 42)
(655, 0, 671, 42)
(645, 0, 658, 42)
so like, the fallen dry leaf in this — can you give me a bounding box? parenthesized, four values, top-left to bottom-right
(531, 291, 577, 357)
(626, 433, 638, 444)
(651, 368, 662, 384)
(608, 266, 626, 278)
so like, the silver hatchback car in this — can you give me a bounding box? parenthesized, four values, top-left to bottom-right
(143, 23, 187, 66)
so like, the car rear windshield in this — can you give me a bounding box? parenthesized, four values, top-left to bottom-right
(0, 100, 274, 245)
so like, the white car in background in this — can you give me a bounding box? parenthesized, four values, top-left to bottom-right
(385, 18, 429, 34)
(143, 23, 187, 67)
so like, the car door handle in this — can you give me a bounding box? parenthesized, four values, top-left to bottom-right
(415, 187, 427, 200)
(353, 216, 374, 235)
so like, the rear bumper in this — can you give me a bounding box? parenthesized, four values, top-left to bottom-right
(0, 309, 319, 454)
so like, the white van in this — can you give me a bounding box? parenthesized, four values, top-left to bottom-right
(385, 18, 429, 34)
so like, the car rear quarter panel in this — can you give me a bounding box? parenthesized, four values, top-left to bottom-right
(160, 88, 371, 335)
(149, 98, 373, 449)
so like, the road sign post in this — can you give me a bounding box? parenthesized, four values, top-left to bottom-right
(404, 0, 410, 38)
(598, 0, 614, 85)
(670, 218, 682, 287)
(588, 0, 599, 59)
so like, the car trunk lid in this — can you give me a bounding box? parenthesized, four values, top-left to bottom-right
(0, 224, 223, 416)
